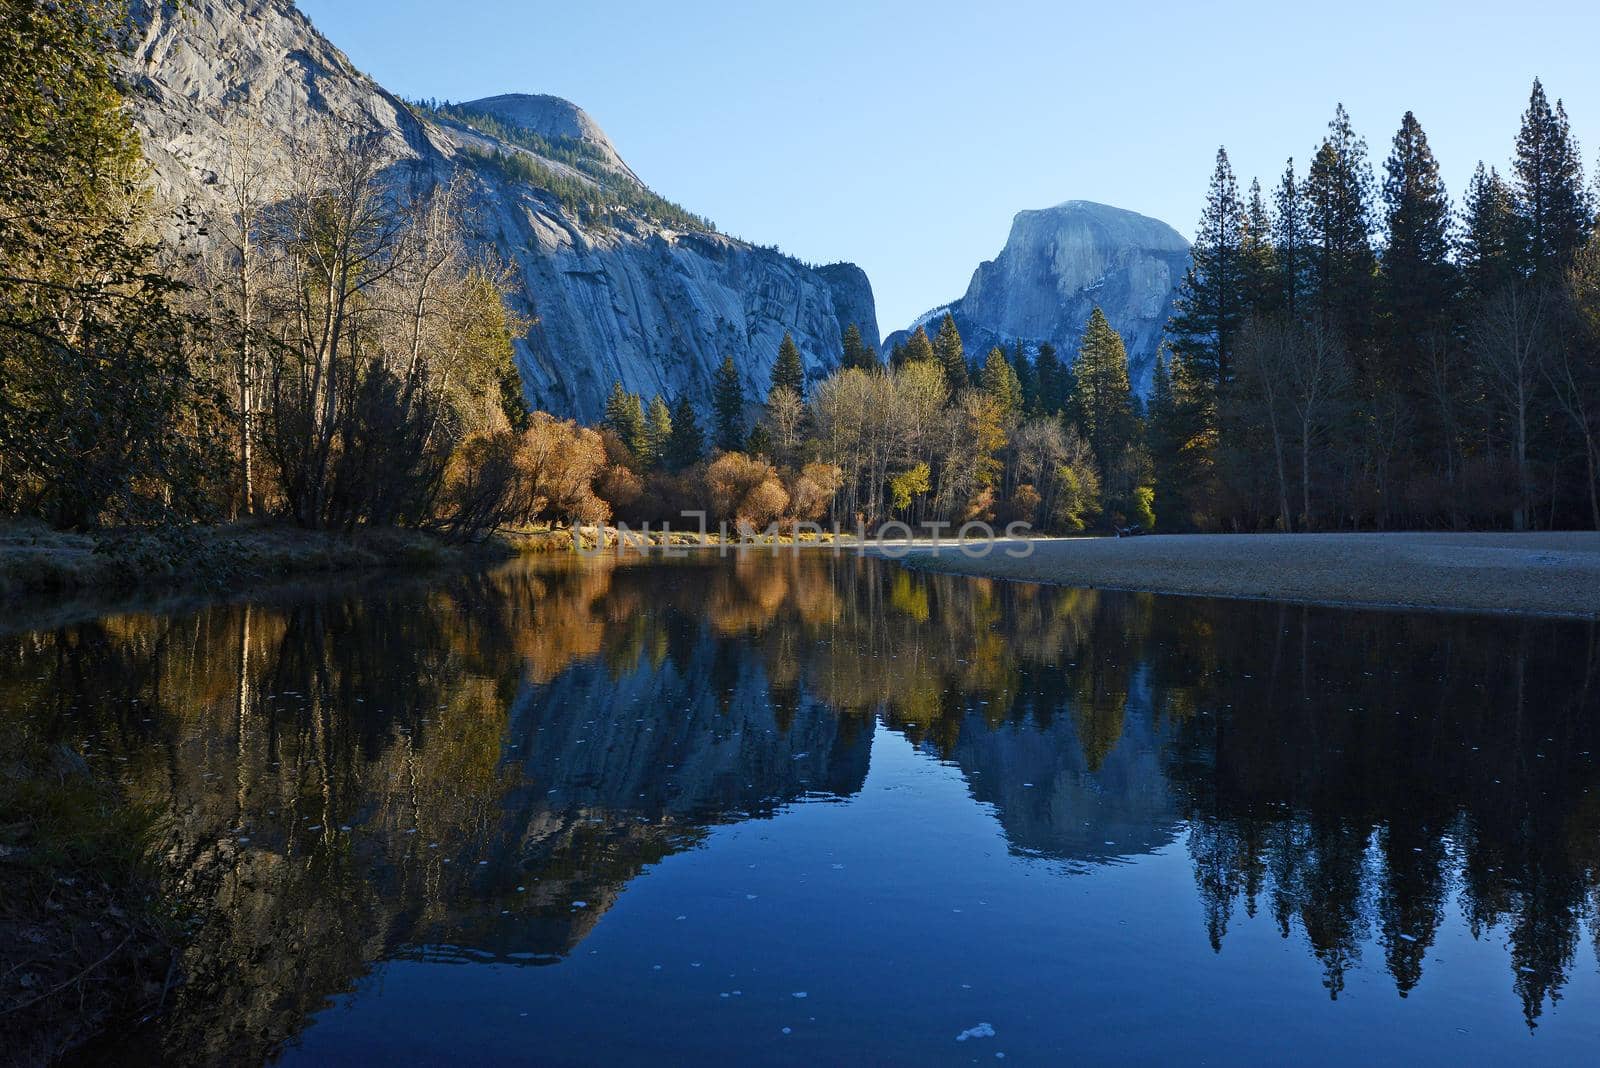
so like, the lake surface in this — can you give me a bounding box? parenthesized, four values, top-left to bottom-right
(7, 551, 1600, 1064)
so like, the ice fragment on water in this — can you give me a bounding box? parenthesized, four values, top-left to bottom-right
(956, 1023, 996, 1042)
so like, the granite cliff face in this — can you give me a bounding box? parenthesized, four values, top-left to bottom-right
(887, 201, 1189, 395)
(123, 0, 878, 421)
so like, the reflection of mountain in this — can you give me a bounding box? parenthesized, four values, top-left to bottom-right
(473, 652, 871, 960)
(6, 552, 1600, 1059)
(950, 674, 1181, 867)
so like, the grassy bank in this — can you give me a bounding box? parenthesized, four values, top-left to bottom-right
(0, 520, 512, 607)
(500, 524, 857, 553)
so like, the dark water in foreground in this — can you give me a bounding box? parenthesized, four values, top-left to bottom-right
(6, 552, 1600, 1064)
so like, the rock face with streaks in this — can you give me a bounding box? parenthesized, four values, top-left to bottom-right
(123, 0, 878, 421)
(886, 201, 1189, 395)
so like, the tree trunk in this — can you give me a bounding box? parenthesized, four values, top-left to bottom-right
(1300, 416, 1313, 532)
(1588, 439, 1600, 531)
(239, 264, 254, 517)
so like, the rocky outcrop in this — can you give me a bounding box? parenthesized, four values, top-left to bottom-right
(462, 93, 638, 181)
(886, 201, 1189, 395)
(123, 0, 878, 422)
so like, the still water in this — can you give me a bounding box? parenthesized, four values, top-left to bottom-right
(7, 552, 1600, 1064)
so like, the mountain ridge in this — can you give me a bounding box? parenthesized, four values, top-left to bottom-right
(124, 0, 879, 422)
(885, 200, 1190, 395)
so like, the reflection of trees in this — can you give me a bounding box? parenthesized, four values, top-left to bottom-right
(1161, 607, 1600, 1025)
(679, 556, 1600, 1022)
(4, 552, 1599, 1049)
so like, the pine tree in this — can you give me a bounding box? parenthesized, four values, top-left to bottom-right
(932, 312, 967, 388)
(1146, 350, 1182, 530)
(1, 1, 220, 526)
(980, 346, 1023, 421)
(665, 395, 704, 470)
(643, 394, 673, 469)
(498, 363, 531, 432)
(1379, 111, 1457, 389)
(840, 323, 879, 372)
(1272, 159, 1309, 317)
(771, 332, 807, 399)
(1512, 79, 1592, 280)
(766, 332, 812, 447)
(1303, 104, 1377, 340)
(897, 326, 935, 368)
(1067, 308, 1137, 479)
(1170, 147, 1246, 389)
(745, 423, 773, 459)
(712, 355, 745, 452)
(1011, 340, 1038, 414)
(1462, 163, 1522, 298)
(1034, 342, 1066, 416)
(1151, 347, 1216, 532)
(603, 381, 646, 457)
(1241, 178, 1276, 313)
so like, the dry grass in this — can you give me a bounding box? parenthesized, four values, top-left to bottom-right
(0, 520, 508, 607)
(500, 524, 849, 554)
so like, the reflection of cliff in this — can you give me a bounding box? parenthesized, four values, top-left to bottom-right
(6, 551, 1600, 1056)
(0, 564, 872, 1064)
(950, 672, 1180, 867)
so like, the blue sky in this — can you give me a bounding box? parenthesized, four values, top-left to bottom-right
(299, 0, 1598, 333)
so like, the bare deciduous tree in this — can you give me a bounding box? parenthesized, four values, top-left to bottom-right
(1471, 284, 1550, 530)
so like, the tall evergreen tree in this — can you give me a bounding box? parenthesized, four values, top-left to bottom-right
(932, 312, 968, 388)
(840, 323, 879, 372)
(1241, 177, 1276, 312)
(1303, 104, 1377, 342)
(1271, 158, 1309, 318)
(1379, 110, 1457, 389)
(1010, 340, 1038, 414)
(1146, 350, 1182, 529)
(711, 355, 745, 452)
(1067, 308, 1137, 479)
(771, 332, 807, 399)
(1462, 163, 1522, 298)
(896, 325, 935, 368)
(979, 346, 1023, 421)
(602, 381, 646, 457)
(767, 332, 812, 446)
(1512, 78, 1591, 280)
(1, 0, 221, 526)
(643, 394, 673, 469)
(1150, 346, 1215, 532)
(664, 395, 704, 470)
(1034, 341, 1066, 416)
(1170, 147, 1247, 389)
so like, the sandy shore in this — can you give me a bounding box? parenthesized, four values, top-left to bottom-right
(894, 532, 1600, 619)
